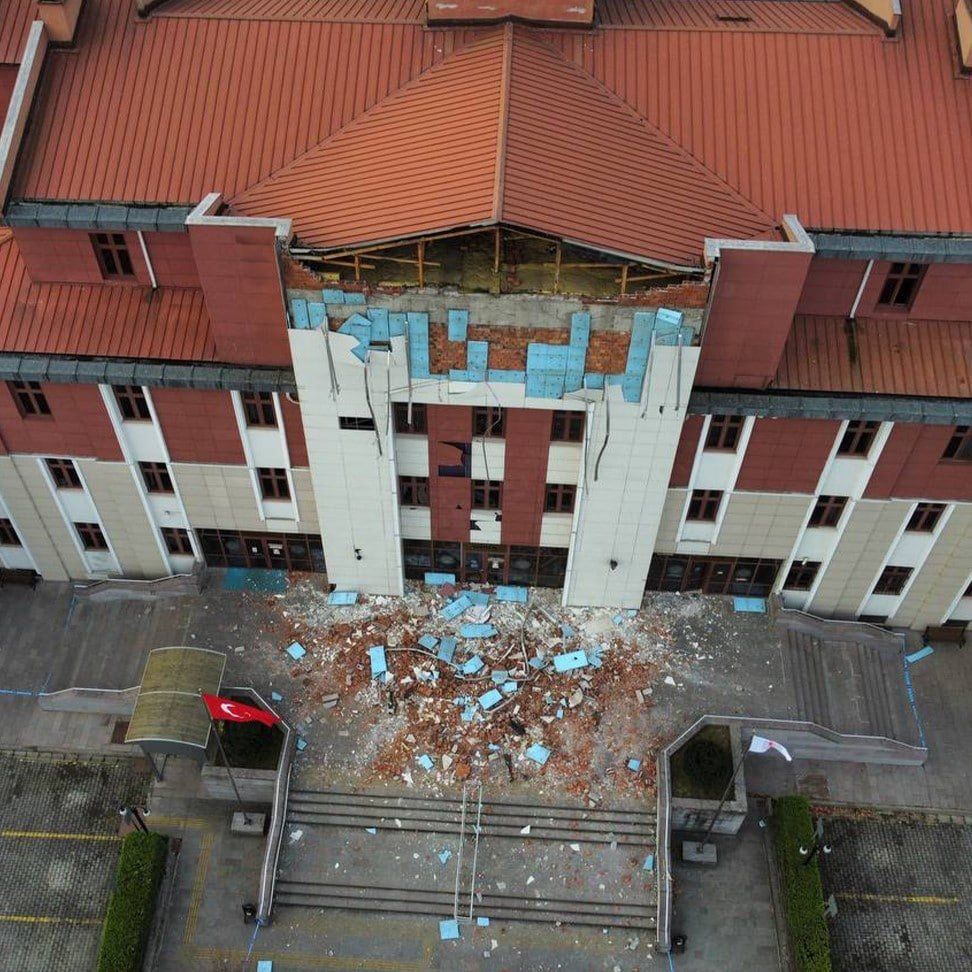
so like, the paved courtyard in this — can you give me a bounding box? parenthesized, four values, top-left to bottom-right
(819, 815, 972, 972)
(0, 751, 149, 972)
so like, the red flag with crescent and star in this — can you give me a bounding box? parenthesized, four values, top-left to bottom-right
(201, 693, 280, 728)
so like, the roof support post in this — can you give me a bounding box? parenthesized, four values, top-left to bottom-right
(417, 241, 426, 287)
(620, 264, 629, 296)
(493, 227, 501, 274)
(553, 240, 562, 294)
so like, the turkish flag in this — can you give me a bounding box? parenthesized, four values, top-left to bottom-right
(202, 693, 280, 728)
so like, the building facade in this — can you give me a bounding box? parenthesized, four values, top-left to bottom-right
(0, 0, 968, 631)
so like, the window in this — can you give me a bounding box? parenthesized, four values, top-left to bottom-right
(838, 420, 880, 457)
(91, 233, 134, 279)
(472, 479, 503, 510)
(906, 502, 946, 533)
(338, 416, 375, 431)
(241, 392, 277, 427)
(113, 384, 150, 421)
(943, 426, 972, 461)
(686, 489, 722, 522)
(544, 483, 576, 514)
(473, 406, 505, 438)
(398, 476, 429, 506)
(645, 555, 781, 597)
(257, 467, 290, 500)
(0, 518, 20, 546)
(808, 495, 847, 528)
(705, 415, 745, 451)
(75, 522, 108, 551)
(9, 380, 50, 417)
(551, 410, 585, 443)
(873, 565, 912, 596)
(161, 527, 193, 556)
(393, 402, 427, 435)
(138, 461, 173, 494)
(45, 457, 81, 489)
(783, 561, 821, 591)
(876, 262, 925, 309)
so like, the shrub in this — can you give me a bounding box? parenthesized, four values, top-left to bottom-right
(771, 796, 832, 972)
(96, 831, 168, 972)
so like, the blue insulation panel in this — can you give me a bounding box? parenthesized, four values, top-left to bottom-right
(290, 299, 310, 329)
(344, 292, 367, 305)
(495, 585, 528, 603)
(584, 373, 605, 390)
(448, 309, 469, 342)
(565, 312, 590, 391)
(487, 370, 526, 383)
(321, 289, 346, 303)
(466, 341, 488, 381)
(526, 344, 569, 399)
(308, 302, 327, 329)
(407, 313, 431, 378)
(388, 312, 407, 338)
(449, 370, 473, 382)
(367, 307, 390, 342)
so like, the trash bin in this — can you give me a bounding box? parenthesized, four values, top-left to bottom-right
(672, 934, 687, 954)
(242, 903, 257, 924)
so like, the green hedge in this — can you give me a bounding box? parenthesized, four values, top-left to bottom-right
(771, 796, 832, 972)
(96, 831, 169, 972)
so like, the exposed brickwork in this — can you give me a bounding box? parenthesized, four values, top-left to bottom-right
(0, 381, 122, 459)
(669, 414, 703, 487)
(865, 423, 972, 502)
(501, 408, 552, 545)
(426, 404, 472, 541)
(735, 417, 839, 493)
(619, 279, 708, 308)
(151, 388, 245, 464)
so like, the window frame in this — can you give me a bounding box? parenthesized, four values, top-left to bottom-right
(943, 426, 972, 462)
(257, 467, 291, 500)
(9, 380, 50, 417)
(686, 488, 723, 523)
(704, 415, 745, 452)
(338, 415, 376, 431)
(160, 527, 193, 556)
(876, 262, 926, 309)
(544, 483, 576, 514)
(112, 384, 151, 421)
(0, 518, 21, 546)
(837, 420, 881, 457)
(241, 391, 277, 428)
(398, 475, 430, 507)
(138, 461, 174, 494)
(393, 402, 427, 435)
(472, 479, 503, 510)
(872, 565, 913, 596)
(905, 502, 946, 533)
(75, 521, 109, 551)
(782, 560, 821, 591)
(808, 494, 847, 528)
(45, 457, 82, 489)
(472, 406, 505, 438)
(91, 232, 135, 280)
(550, 410, 585, 443)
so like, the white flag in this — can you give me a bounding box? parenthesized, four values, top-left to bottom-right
(749, 734, 793, 762)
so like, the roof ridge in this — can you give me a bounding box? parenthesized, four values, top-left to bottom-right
(231, 29, 507, 205)
(515, 26, 775, 229)
(491, 23, 514, 222)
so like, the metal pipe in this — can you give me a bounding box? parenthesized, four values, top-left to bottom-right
(849, 259, 874, 321)
(137, 231, 157, 290)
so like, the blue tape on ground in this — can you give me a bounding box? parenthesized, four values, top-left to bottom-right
(902, 657, 927, 749)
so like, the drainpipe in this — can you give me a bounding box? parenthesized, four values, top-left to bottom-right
(848, 259, 874, 322)
(137, 231, 157, 290)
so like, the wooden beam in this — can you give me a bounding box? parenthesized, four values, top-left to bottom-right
(553, 241, 562, 294)
(318, 226, 488, 261)
(493, 227, 501, 274)
(353, 254, 361, 281)
(417, 241, 425, 287)
(620, 264, 629, 296)
(315, 258, 376, 270)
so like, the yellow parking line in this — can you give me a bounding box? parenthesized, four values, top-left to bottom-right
(837, 891, 959, 905)
(0, 914, 102, 925)
(145, 816, 212, 831)
(0, 830, 119, 842)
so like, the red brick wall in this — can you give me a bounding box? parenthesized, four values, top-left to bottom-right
(501, 409, 552, 546)
(188, 223, 290, 366)
(14, 228, 152, 286)
(143, 232, 200, 287)
(669, 414, 703, 487)
(864, 424, 972, 502)
(735, 418, 839, 493)
(695, 247, 812, 389)
(426, 405, 472, 543)
(796, 257, 869, 317)
(280, 394, 308, 467)
(151, 388, 245, 464)
(0, 382, 121, 459)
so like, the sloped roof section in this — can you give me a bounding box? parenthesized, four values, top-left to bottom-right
(234, 30, 507, 248)
(235, 26, 773, 266)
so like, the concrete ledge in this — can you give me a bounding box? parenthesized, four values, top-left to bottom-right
(200, 766, 277, 803)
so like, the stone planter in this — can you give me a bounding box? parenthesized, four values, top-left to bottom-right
(670, 722, 748, 835)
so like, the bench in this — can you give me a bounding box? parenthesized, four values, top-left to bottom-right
(0, 567, 39, 589)
(924, 624, 966, 647)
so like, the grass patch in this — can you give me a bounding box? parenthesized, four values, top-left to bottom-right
(670, 724, 733, 800)
(771, 796, 832, 972)
(96, 831, 168, 972)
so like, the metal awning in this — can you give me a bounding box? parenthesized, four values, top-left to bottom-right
(125, 647, 226, 757)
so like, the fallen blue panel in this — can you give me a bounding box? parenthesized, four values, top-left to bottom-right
(491, 670, 509, 684)
(349, 342, 369, 362)
(643, 853, 654, 872)
(528, 656, 547, 670)
(438, 848, 452, 864)
(296, 737, 307, 751)
(487, 369, 526, 383)
(368, 646, 387, 678)
(417, 754, 434, 770)
(628, 758, 642, 771)
(466, 340, 488, 381)
(425, 572, 456, 586)
(271, 691, 283, 702)
(290, 299, 310, 329)
(733, 597, 766, 613)
(439, 919, 460, 941)
(525, 743, 550, 765)
(418, 634, 439, 651)
(460, 623, 497, 639)
(526, 343, 569, 399)
(479, 688, 503, 709)
(367, 307, 390, 342)
(388, 312, 407, 338)
(466, 591, 490, 606)
(905, 645, 935, 664)
(502, 681, 517, 693)
(461, 704, 478, 722)
(461, 655, 484, 675)
(285, 642, 306, 661)
(308, 302, 327, 329)
(342, 312, 372, 329)
(441, 595, 472, 620)
(447, 309, 469, 342)
(622, 311, 654, 402)
(437, 638, 457, 664)
(495, 585, 528, 603)
(222, 568, 288, 593)
(328, 590, 358, 605)
(321, 289, 346, 303)
(406, 312, 431, 379)
(477, 916, 490, 927)
(553, 649, 589, 672)
(257, 962, 273, 972)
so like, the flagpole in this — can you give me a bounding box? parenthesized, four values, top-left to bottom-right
(696, 747, 747, 853)
(200, 691, 250, 825)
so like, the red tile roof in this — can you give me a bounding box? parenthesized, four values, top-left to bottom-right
(235, 26, 772, 266)
(0, 0, 36, 63)
(0, 237, 216, 361)
(775, 315, 972, 399)
(10, 0, 972, 248)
